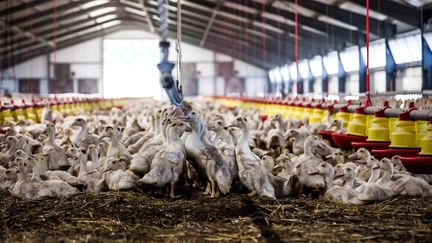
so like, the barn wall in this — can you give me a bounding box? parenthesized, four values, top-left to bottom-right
(2, 29, 267, 98)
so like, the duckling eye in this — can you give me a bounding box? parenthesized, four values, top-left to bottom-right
(321, 164, 325, 167)
(23, 163, 27, 166)
(237, 118, 241, 121)
(217, 121, 222, 125)
(244, 118, 248, 122)
(347, 168, 351, 171)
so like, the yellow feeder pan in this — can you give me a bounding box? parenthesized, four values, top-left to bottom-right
(1, 105, 14, 124)
(309, 107, 325, 124)
(367, 107, 391, 142)
(419, 118, 432, 155)
(347, 106, 368, 137)
(390, 108, 420, 148)
(302, 104, 314, 122)
(309, 99, 326, 125)
(415, 120, 428, 146)
(292, 98, 306, 121)
(334, 104, 351, 128)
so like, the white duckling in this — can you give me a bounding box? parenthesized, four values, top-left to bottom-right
(285, 127, 310, 155)
(311, 162, 357, 204)
(263, 155, 300, 198)
(140, 121, 190, 198)
(228, 116, 275, 199)
(129, 117, 172, 176)
(101, 158, 138, 191)
(328, 119, 347, 133)
(32, 154, 82, 188)
(0, 136, 20, 166)
(347, 148, 372, 181)
(352, 157, 394, 202)
(208, 118, 238, 189)
(42, 123, 70, 170)
(0, 167, 16, 191)
(101, 126, 132, 161)
(77, 148, 104, 193)
(71, 118, 100, 148)
(392, 155, 432, 184)
(291, 135, 326, 190)
(29, 156, 79, 198)
(385, 164, 432, 197)
(10, 157, 53, 200)
(325, 150, 344, 165)
(261, 155, 275, 174)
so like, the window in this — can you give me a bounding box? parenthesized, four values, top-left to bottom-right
(388, 34, 421, 64)
(103, 39, 162, 98)
(361, 40, 386, 68)
(309, 55, 323, 77)
(289, 63, 298, 81)
(323, 51, 339, 75)
(340, 46, 359, 72)
(298, 60, 310, 79)
(281, 65, 290, 82)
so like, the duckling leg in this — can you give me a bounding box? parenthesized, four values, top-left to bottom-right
(247, 190, 257, 197)
(210, 179, 216, 198)
(204, 181, 211, 195)
(170, 180, 176, 198)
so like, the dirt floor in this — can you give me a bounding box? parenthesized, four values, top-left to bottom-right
(1, 188, 432, 243)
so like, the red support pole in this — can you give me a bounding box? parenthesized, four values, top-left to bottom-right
(365, 0, 372, 106)
(262, 3, 266, 71)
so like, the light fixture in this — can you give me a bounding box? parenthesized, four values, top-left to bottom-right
(101, 20, 122, 29)
(89, 7, 117, 17)
(95, 14, 117, 24)
(81, 0, 109, 9)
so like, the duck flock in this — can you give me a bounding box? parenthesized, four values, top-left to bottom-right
(0, 99, 431, 204)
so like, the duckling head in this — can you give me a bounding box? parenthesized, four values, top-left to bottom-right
(348, 148, 370, 161)
(6, 136, 17, 145)
(335, 162, 356, 180)
(227, 117, 249, 130)
(391, 155, 406, 172)
(379, 158, 394, 173)
(71, 118, 86, 127)
(45, 123, 55, 132)
(207, 120, 225, 132)
(325, 150, 344, 163)
(77, 147, 87, 160)
(15, 157, 30, 175)
(103, 158, 126, 172)
(3, 168, 17, 181)
(15, 149, 27, 158)
(366, 156, 380, 169)
(309, 161, 334, 178)
(169, 121, 192, 137)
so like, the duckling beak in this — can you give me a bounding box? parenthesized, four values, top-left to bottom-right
(308, 168, 319, 175)
(207, 123, 215, 131)
(334, 172, 344, 179)
(372, 164, 380, 170)
(273, 163, 283, 169)
(185, 125, 192, 132)
(325, 154, 334, 159)
(347, 153, 358, 159)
